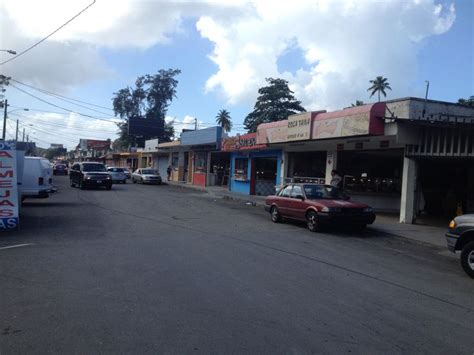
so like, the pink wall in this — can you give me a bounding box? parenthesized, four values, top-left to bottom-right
(193, 172, 206, 187)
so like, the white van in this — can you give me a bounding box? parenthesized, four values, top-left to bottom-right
(21, 157, 54, 200)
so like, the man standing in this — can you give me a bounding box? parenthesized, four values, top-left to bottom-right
(167, 165, 172, 181)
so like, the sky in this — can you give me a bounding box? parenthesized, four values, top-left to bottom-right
(0, 0, 472, 149)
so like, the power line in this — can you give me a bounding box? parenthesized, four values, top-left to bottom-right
(0, 0, 97, 66)
(10, 78, 114, 114)
(9, 84, 119, 123)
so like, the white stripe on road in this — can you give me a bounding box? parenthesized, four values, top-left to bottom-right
(0, 243, 35, 250)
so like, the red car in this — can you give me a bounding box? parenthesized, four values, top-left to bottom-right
(264, 183, 376, 232)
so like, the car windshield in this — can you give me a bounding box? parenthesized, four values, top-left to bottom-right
(142, 169, 156, 175)
(303, 185, 345, 200)
(82, 164, 106, 172)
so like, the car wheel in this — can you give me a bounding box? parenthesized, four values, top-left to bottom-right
(123, 180, 126, 184)
(354, 224, 367, 231)
(460, 241, 474, 278)
(306, 211, 320, 232)
(270, 206, 281, 223)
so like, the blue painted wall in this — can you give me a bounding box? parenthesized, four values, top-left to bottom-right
(181, 126, 223, 147)
(229, 149, 282, 195)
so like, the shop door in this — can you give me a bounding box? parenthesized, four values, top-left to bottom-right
(418, 159, 474, 221)
(254, 157, 277, 196)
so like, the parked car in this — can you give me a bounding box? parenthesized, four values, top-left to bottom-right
(123, 168, 131, 179)
(70, 162, 112, 190)
(264, 183, 376, 231)
(132, 168, 162, 185)
(106, 167, 127, 184)
(53, 163, 68, 175)
(446, 214, 474, 278)
(22, 157, 55, 200)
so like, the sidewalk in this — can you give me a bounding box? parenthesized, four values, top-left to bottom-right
(165, 181, 449, 248)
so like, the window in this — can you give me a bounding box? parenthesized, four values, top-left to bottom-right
(81, 163, 106, 172)
(233, 158, 248, 181)
(279, 185, 293, 197)
(291, 185, 303, 198)
(303, 185, 345, 200)
(194, 152, 207, 173)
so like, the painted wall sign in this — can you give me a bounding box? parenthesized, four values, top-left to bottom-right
(287, 112, 312, 141)
(222, 133, 265, 151)
(0, 142, 19, 230)
(256, 121, 288, 144)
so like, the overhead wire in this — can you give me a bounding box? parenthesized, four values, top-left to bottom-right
(9, 78, 114, 111)
(0, 0, 97, 66)
(9, 83, 119, 122)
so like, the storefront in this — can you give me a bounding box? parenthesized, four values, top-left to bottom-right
(178, 127, 224, 187)
(224, 133, 282, 196)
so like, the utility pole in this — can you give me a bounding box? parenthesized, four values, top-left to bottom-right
(422, 80, 430, 117)
(26, 134, 29, 142)
(194, 118, 198, 131)
(15, 119, 19, 142)
(2, 99, 7, 140)
(22, 128, 25, 142)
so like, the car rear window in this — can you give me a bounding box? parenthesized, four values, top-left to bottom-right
(108, 168, 124, 172)
(82, 163, 106, 172)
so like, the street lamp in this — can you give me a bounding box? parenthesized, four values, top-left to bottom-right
(0, 49, 17, 55)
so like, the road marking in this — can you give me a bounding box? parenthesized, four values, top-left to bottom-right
(0, 243, 35, 250)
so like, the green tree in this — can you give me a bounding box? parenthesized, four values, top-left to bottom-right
(351, 100, 365, 107)
(215, 109, 232, 133)
(367, 76, 392, 102)
(458, 96, 474, 107)
(112, 69, 181, 149)
(244, 78, 306, 133)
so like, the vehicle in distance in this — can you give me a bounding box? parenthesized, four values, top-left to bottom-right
(132, 168, 162, 185)
(446, 214, 474, 278)
(265, 183, 375, 232)
(123, 168, 131, 179)
(70, 162, 112, 190)
(21, 157, 55, 200)
(53, 163, 68, 175)
(106, 167, 127, 184)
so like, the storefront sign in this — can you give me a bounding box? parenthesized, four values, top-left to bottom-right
(287, 113, 312, 141)
(222, 133, 265, 151)
(0, 142, 19, 230)
(312, 112, 371, 139)
(256, 122, 287, 144)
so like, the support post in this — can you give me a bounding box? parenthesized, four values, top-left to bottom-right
(400, 156, 418, 224)
(325, 150, 338, 184)
(2, 99, 7, 140)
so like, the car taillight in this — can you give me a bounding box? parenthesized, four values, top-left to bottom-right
(38, 177, 44, 185)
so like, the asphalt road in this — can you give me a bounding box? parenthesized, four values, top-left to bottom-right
(1, 176, 473, 354)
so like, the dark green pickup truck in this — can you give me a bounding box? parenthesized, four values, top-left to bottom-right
(446, 214, 474, 278)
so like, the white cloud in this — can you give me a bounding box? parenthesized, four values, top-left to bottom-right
(196, 0, 456, 110)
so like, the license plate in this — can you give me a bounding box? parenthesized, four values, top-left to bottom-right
(97, 180, 102, 183)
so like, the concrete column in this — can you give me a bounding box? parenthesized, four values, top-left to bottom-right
(325, 150, 338, 184)
(280, 150, 289, 186)
(206, 151, 212, 186)
(400, 157, 418, 224)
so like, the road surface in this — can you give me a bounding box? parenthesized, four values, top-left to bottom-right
(1, 176, 473, 354)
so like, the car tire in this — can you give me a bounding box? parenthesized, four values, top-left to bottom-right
(306, 211, 320, 232)
(460, 241, 474, 278)
(354, 224, 367, 231)
(270, 206, 281, 223)
(123, 180, 126, 184)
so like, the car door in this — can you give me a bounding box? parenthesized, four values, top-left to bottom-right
(288, 185, 306, 220)
(71, 164, 80, 183)
(275, 185, 293, 217)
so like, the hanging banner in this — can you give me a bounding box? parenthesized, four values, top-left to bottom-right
(0, 142, 19, 230)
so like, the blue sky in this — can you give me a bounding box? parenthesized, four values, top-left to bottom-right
(2, 0, 472, 148)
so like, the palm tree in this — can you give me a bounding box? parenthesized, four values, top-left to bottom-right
(367, 76, 392, 102)
(215, 109, 232, 133)
(351, 100, 364, 107)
